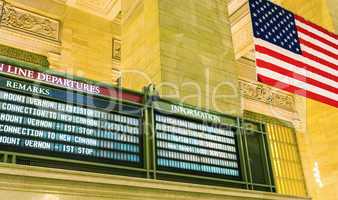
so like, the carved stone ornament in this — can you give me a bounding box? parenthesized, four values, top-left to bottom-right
(0, 1, 60, 41)
(112, 39, 121, 60)
(0, 1, 4, 18)
(239, 79, 295, 111)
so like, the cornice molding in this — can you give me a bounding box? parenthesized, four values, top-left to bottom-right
(59, 0, 121, 21)
(228, 0, 253, 59)
(121, 0, 142, 24)
(228, 0, 280, 60)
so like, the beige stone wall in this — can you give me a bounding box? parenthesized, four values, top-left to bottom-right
(229, 1, 338, 199)
(58, 7, 115, 83)
(158, 0, 240, 115)
(247, 1, 338, 200)
(277, 0, 335, 32)
(120, 0, 241, 114)
(1, 0, 116, 84)
(276, 1, 338, 200)
(0, 0, 337, 200)
(120, 0, 162, 91)
(326, 0, 338, 32)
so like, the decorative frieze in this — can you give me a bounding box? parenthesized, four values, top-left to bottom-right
(239, 79, 295, 111)
(0, 1, 60, 41)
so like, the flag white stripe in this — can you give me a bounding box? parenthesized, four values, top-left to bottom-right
(256, 39, 338, 76)
(298, 32, 338, 55)
(301, 44, 338, 66)
(296, 20, 338, 45)
(257, 68, 338, 100)
(256, 52, 338, 88)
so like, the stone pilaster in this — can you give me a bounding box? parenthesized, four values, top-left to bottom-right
(121, 0, 241, 114)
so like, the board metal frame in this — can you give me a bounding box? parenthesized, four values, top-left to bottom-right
(0, 63, 275, 192)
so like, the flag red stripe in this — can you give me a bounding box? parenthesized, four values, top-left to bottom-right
(255, 45, 338, 81)
(296, 26, 338, 49)
(295, 15, 338, 40)
(256, 59, 337, 93)
(301, 51, 338, 71)
(257, 74, 338, 108)
(299, 38, 338, 60)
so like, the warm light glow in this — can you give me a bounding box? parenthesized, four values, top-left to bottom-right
(313, 162, 324, 188)
(43, 194, 60, 200)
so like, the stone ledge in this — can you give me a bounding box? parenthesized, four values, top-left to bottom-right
(0, 163, 310, 200)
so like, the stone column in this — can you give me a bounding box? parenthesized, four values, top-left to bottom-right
(120, 0, 162, 91)
(121, 0, 241, 114)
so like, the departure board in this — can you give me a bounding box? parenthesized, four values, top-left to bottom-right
(0, 68, 143, 166)
(154, 106, 241, 179)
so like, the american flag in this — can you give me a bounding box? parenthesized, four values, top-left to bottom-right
(249, 0, 338, 107)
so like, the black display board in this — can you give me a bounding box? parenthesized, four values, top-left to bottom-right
(153, 102, 241, 179)
(0, 75, 143, 167)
